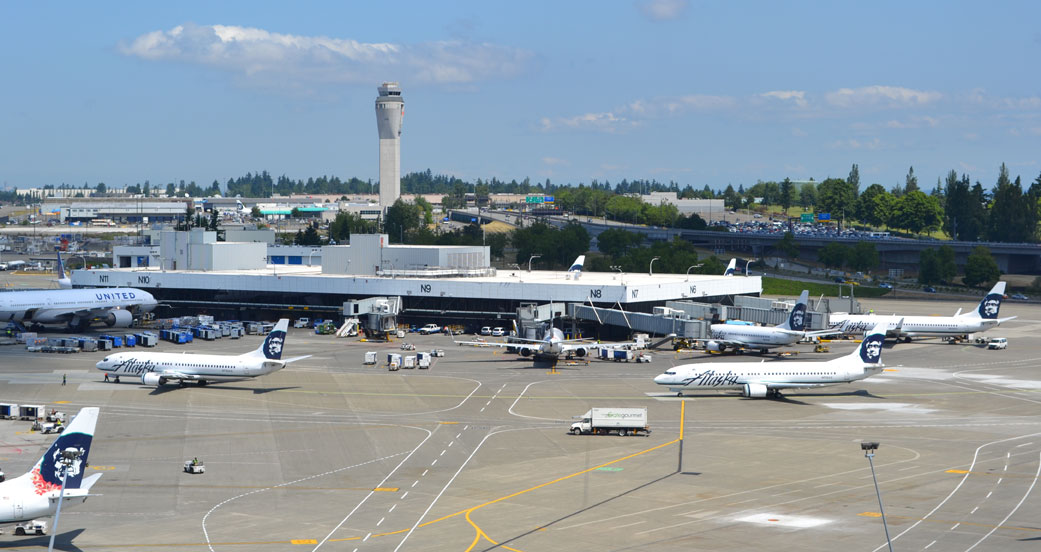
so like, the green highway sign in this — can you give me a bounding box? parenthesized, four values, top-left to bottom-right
(800, 213, 813, 223)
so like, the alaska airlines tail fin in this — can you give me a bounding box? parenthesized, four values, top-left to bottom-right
(963, 281, 1006, 320)
(776, 290, 809, 331)
(244, 319, 289, 360)
(568, 255, 585, 273)
(56, 250, 72, 289)
(23, 407, 99, 491)
(723, 258, 737, 276)
(837, 320, 891, 366)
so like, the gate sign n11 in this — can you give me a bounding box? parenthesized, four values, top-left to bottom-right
(817, 213, 831, 221)
(800, 213, 813, 223)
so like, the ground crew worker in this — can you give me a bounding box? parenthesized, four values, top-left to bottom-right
(62, 374, 66, 386)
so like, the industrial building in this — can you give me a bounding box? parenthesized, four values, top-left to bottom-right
(74, 231, 762, 327)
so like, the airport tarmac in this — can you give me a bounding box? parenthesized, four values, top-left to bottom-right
(0, 298, 1039, 551)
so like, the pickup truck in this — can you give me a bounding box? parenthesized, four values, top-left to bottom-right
(418, 324, 441, 335)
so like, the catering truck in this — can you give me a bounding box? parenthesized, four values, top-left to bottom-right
(569, 407, 650, 436)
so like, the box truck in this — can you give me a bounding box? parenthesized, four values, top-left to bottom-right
(569, 407, 650, 436)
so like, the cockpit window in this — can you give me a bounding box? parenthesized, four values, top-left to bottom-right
(665, 371, 675, 375)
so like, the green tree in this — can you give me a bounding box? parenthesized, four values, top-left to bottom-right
(847, 163, 861, 196)
(328, 212, 374, 243)
(904, 166, 919, 194)
(892, 191, 943, 235)
(815, 178, 857, 225)
(817, 242, 849, 268)
(294, 223, 323, 246)
(936, 245, 957, 283)
(963, 246, 1001, 287)
(848, 241, 880, 272)
(918, 249, 941, 285)
(384, 200, 423, 243)
(798, 182, 817, 209)
(250, 206, 262, 219)
(987, 164, 1037, 242)
(779, 177, 794, 215)
(596, 228, 644, 258)
(856, 184, 888, 226)
(95, 182, 107, 196)
(775, 231, 799, 259)
(208, 209, 220, 231)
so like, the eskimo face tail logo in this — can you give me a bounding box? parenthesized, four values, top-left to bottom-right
(978, 294, 1003, 319)
(723, 267, 736, 276)
(859, 334, 885, 364)
(35, 432, 92, 493)
(263, 330, 286, 360)
(788, 304, 807, 331)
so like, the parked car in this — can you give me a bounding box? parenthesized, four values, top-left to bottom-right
(879, 282, 893, 289)
(479, 326, 492, 336)
(491, 327, 506, 337)
(987, 337, 1008, 350)
(1010, 293, 1029, 300)
(923, 286, 937, 293)
(833, 277, 845, 283)
(418, 324, 441, 335)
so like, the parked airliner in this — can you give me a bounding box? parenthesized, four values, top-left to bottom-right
(95, 319, 309, 387)
(829, 281, 1015, 341)
(0, 287, 156, 330)
(0, 407, 102, 527)
(654, 321, 891, 398)
(696, 290, 835, 353)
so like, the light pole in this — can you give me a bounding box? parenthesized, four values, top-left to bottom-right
(527, 254, 541, 272)
(861, 442, 894, 552)
(744, 258, 755, 277)
(649, 256, 660, 276)
(48, 447, 82, 552)
(685, 263, 704, 281)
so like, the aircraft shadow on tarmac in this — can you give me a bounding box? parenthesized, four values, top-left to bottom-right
(0, 528, 85, 551)
(660, 388, 885, 406)
(145, 385, 300, 396)
(479, 472, 677, 552)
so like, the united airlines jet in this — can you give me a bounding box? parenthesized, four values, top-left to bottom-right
(654, 321, 891, 398)
(830, 281, 1015, 341)
(0, 407, 103, 528)
(96, 319, 309, 387)
(0, 287, 157, 330)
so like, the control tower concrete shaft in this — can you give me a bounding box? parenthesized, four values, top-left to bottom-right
(375, 82, 404, 211)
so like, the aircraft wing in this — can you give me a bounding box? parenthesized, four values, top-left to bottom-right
(456, 339, 542, 352)
(152, 370, 195, 381)
(804, 328, 843, 337)
(756, 381, 829, 390)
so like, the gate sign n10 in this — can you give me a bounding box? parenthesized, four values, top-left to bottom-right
(800, 213, 813, 223)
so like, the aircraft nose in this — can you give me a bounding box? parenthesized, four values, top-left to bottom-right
(653, 373, 667, 384)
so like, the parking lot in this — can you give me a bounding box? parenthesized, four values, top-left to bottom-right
(0, 297, 1039, 550)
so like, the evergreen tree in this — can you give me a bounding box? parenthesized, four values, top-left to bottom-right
(775, 232, 799, 259)
(963, 246, 1000, 287)
(904, 166, 919, 194)
(779, 177, 794, 215)
(847, 163, 860, 196)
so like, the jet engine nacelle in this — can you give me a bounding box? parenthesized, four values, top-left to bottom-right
(519, 348, 533, 357)
(572, 346, 588, 358)
(743, 383, 768, 398)
(105, 309, 134, 328)
(705, 341, 725, 353)
(141, 372, 166, 387)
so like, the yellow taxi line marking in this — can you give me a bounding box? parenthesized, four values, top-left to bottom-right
(945, 469, 1037, 479)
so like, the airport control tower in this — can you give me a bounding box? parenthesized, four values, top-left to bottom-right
(375, 82, 404, 211)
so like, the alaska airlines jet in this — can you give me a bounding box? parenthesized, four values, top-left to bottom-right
(0, 407, 102, 527)
(829, 281, 1015, 341)
(0, 287, 157, 330)
(95, 319, 309, 387)
(654, 321, 891, 398)
(697, 290, 834, 354)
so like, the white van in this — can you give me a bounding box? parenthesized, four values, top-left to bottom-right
(987, 337, 1007, 350)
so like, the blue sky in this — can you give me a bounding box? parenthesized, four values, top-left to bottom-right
(2, 1, 1039, 192)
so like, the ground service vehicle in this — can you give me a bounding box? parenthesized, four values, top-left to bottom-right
(988, 337, 1007, 350)
(418, 324, 441, 335)
(569, 407, 650, 436)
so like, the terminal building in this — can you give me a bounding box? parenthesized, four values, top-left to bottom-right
(73, 231, 762, 328)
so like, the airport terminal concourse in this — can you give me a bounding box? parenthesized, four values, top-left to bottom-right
(70, 231, 761, 321)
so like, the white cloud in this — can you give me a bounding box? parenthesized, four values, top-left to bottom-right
(791, 127, 808, 137)
(541, 157, 569, 166)
(825, 85, 941, 108)
(539, 111, 635, 133)
(830, 138, 882, 150)
(119, 23, 531, 86)
(637, 0, 688, 21)
(761, 90, 807, 108)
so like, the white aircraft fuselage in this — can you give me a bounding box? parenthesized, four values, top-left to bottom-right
(0, 287, 156, 327)
(96, 352, 285, 383)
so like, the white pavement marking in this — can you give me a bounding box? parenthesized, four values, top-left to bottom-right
(422, 469, 428, 476)
(392, 427, 532, 552)
(970, 506, 978, 514)
(377, 517, 384, 527)
(202, 451, 409, 552)
(431, 459, 437, 466)
(1016, 442, 1033, 447)
(924, 540, 936, 549)
(950, 523, 960, 530)
(363, 533, 371, 542)
(965, 451, 1041, 551)
(389, 504, 396, 513)
(401, 491, 408, 499)
(871, 431, 1041, 552)
(311, 426, 437, 552)
(440, 449, 446, 456)
(412, 480, 419, 487)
